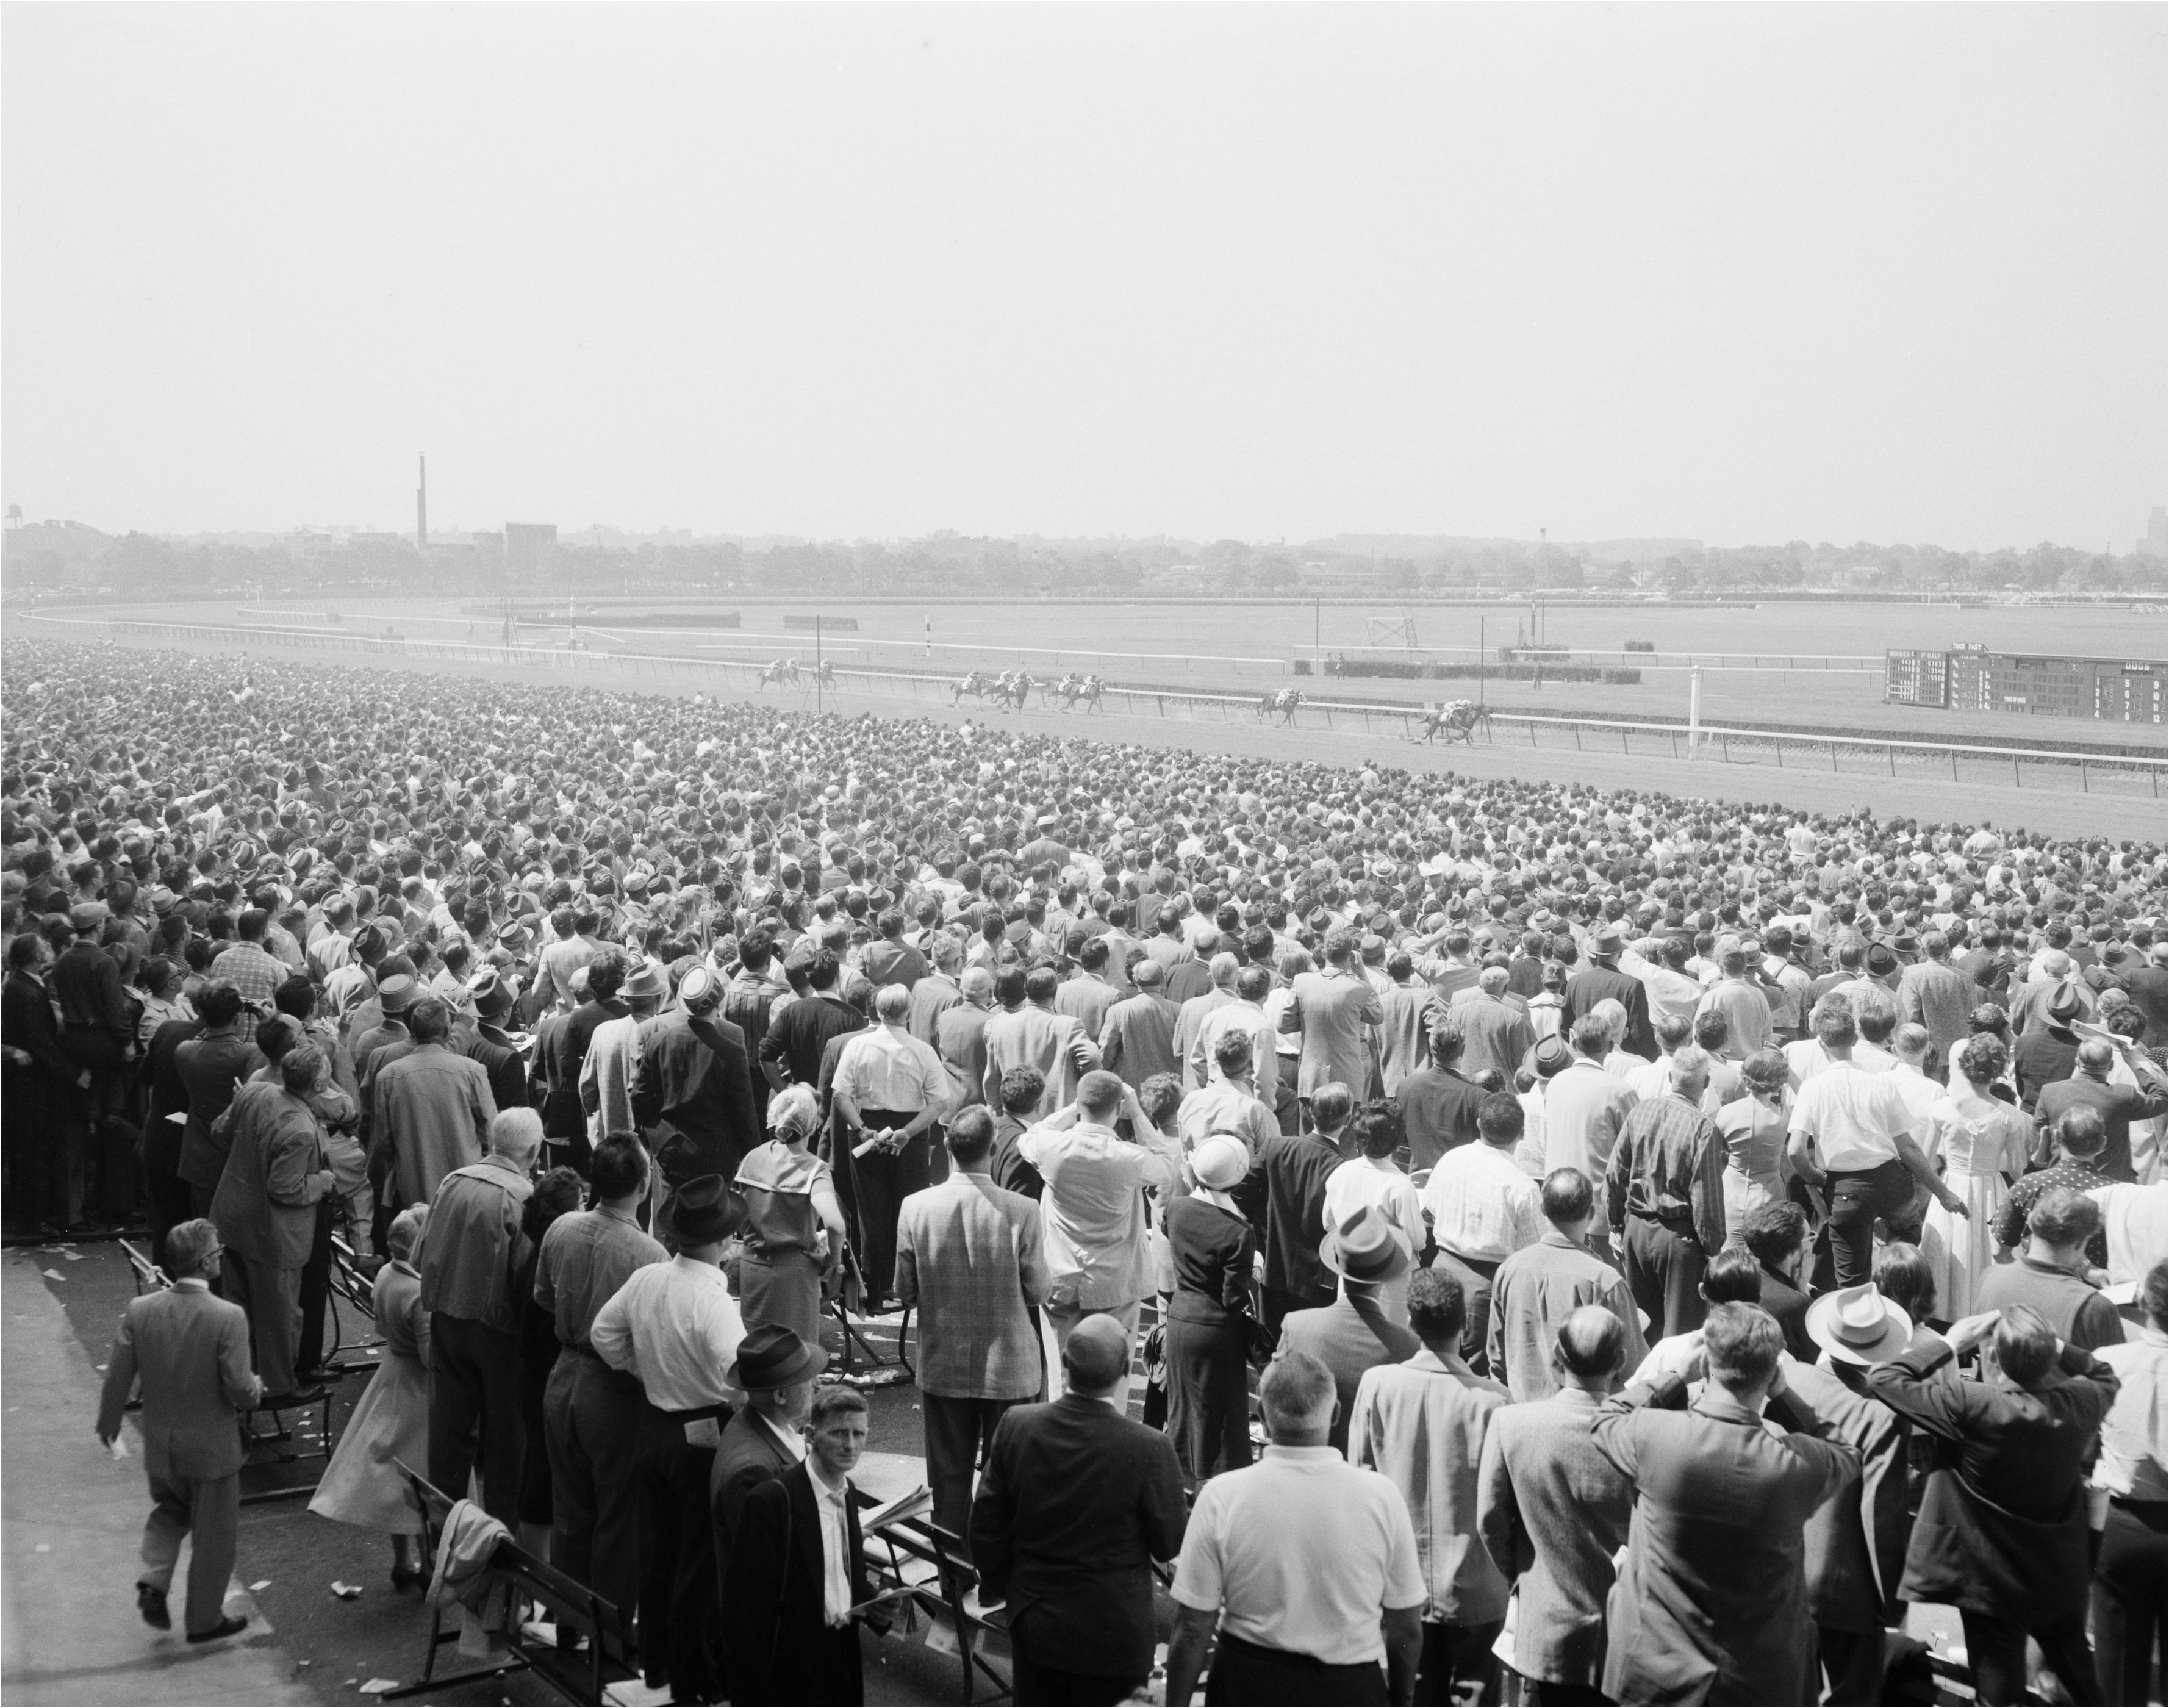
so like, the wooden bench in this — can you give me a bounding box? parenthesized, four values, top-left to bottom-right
(382, 1462, 639, 1706)
(852, 1493, 1009, 1705)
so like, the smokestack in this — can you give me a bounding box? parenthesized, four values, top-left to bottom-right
(417, 454, 429, 550)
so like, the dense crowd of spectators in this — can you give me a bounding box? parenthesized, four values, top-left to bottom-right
(12, 636, 2168, 1706)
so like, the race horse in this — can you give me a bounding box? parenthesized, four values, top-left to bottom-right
(1421, 698, 1490, 744)
(758, 657, 802, 691)
(992, 670, 1033, 711)
(1059, 673, 1105, 712)
(1260, 687, 1304, 726)
(811, 658, 836, 689)
(951, 669, 991, 705)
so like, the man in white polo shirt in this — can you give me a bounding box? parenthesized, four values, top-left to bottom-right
(1164, 1351, 1425, 1706)
(1786, 1000, 1966, 1288)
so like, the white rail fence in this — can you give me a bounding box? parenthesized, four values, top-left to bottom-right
(24, 611, 2166, 797)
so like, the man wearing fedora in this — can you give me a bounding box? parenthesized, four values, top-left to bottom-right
(1272, 1202, 1421, 1458)
(459, 967, 531, 1117)
(708, 1322, 824, 1601)
(1561, 924, 1655, 1063)
(591, 1173, 745, 1706)
(581, 956, 667, 1144)
(1789, 1280, 1919, 1707)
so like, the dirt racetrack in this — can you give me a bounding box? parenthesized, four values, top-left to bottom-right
(32, 615, 2165, 841)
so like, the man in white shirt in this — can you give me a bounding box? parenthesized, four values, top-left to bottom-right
(1323, 1103, 1429, 1324)
(591, 1176, 746, 1706)
(1190, 964, 1277, 1096)
(831, 983, 955, 1310)
(1164, 1351, 1426, 1706)
(1544, 1015, 1640, 1257)
(1785, 1005, 1965, 1289)
(1424, 1092, 1546, 1373)
(1020, 1071, 1181, 1405)
(1177, 1032, 1279, 1169)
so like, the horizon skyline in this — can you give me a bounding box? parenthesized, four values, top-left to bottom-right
(4, 7, 2162, 551)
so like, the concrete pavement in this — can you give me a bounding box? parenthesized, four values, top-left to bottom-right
(1, 1249, 311, 1706)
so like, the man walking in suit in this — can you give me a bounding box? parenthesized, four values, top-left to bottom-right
(971, 1315, 1188, 1706)
(96, 1219, 262, 1644)
(722, 1385, 886, 1706)
(1097, 960, 1181, 1094)
(895, 1106, 1050, 1562)
(1274, 1202, 1421, 1456)
(209, 1044, 338, 1402)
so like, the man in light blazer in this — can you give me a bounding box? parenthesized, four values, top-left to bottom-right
(1477, 1305, 1636, 1704)
(895, 1106, 1050, 1560)
(96, 1218, 264, 1643)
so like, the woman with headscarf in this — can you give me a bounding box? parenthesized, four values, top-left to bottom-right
(308, 1204, 433, 1586)
(1715, 1047, 1792, 1243)
(1921, 1034, 2034, 1318)
(1161, 1134, 1257, 1481)
(733, 1085, 845, 1347)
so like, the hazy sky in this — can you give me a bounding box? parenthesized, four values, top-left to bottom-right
(4, 4, 2163, 550)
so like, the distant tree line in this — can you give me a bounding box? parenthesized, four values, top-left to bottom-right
(3, 524, 2161, 600)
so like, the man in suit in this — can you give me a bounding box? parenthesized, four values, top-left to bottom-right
(1280, 927, 1386, 1109)
(96, 1218, 262, 1643)
(1592, 1304, 1859, 1706)
(1170, 953, 1241, 1093)
(722, 1385, 885, 1706)
(1259, 1082, 1352, 1331)
(209, 1044, 337, 1402)
(1052, 936, 1120, 1047)
(1477, 1306, 1636, 1705)
(709, 1324, 823, 1612)
(1561, 924, 1656, 1062)
(2036, 1035, 2167, 1184)
(1865, 1304, 2120, 1707)
(859, 908, 927, 992)
(983, 966, 1100, 1116)
(971, 1315, 1188, 1706)
(174, 981, 262, 1218)
(758, 945, 866, 1094)
(895, 1107, 1050, 1562)
(1096, 959, 1181, 1094)
(631, 965, 765, 1183)
(1274, 1203, 1421, 1457)
(935, 965, 997, 1113)
(458, 968, 530, 1116)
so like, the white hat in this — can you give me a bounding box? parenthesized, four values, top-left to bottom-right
(1805, 1283, 1912, 1366)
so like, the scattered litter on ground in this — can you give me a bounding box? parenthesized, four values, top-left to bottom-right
(329, 1580, 363, 1599)
(40, 1270, 65, 1282)
(251, 1579, 272, 1591)
(360, 1678, 401, 1695)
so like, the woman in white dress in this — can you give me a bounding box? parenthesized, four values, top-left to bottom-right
(308, 1205, 432, 1587)
(1920, 1034, 2034, 1319)
(1716, 1048, 1793, 1244)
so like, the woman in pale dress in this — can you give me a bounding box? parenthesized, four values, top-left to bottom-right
(309, 1205, 432, 1587)
(1716, 1048, 1793, 1243)
(733, 1085, 845, 1347)
(1920, 1034, 2034, 1319)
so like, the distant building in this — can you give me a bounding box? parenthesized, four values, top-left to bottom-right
(2142, 506, 2167, 561)
(505, 523, 557, 577)
(1888, 644, 2165, 722)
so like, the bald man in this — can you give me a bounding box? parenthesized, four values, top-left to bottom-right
(971, 1315, 1188, 1706)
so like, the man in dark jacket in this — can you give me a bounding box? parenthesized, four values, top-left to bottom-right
(548, 949, 630, 1172)
(1865, 1304, 2119, 1707)
(971, 1316, 1188, 1706)
(1258, 1083, 1352, 1331)
(759, 947, 866, 1093)
(138, 1004, 207, 1268)
(1740, 1200, 1818, 1362)
(722, 1385, 884, 1706)
(4, 932, 87, 1235)
(1561, 923, 1656, 1061)
(174, 983, 264, 1218)
(632, 967, 764, 1184)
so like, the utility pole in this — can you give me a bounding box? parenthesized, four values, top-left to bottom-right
(1314, 597, 1321, 672)
(815, 614, 823, 715)
(1688, 666, 1704, 758)
(1479, 616, 1486, 707)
